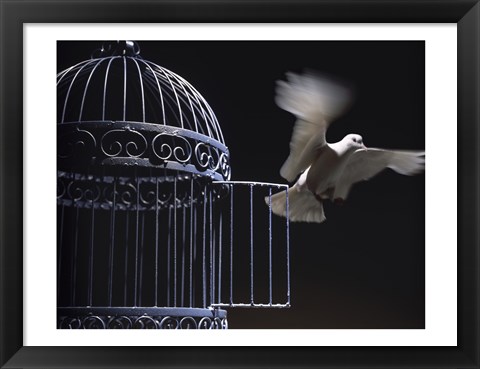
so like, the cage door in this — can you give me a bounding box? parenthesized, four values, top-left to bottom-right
(210, 181, 291, 309)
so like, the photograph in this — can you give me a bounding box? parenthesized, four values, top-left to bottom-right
(57, 40, 425, 329)
(2, 0, 479, 366)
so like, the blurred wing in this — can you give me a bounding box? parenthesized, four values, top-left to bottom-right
(334, 148, 425, 199)
(275, 71, 353, 182)
(275, 71, 353, 121)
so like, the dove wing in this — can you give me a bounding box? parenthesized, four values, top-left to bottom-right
(279, 119, 328, 182)
(334, 148, 425, 199)
(275, 72, 352, 182)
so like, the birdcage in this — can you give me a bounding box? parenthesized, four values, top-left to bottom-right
(57, 41, 290, 329)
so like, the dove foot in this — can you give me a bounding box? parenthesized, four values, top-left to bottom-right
(333, 198, 345, 206)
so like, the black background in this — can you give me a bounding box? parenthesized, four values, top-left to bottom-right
(58, 40, 425, 329)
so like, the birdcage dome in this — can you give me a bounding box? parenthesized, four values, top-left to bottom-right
(57, 41, 230, 181)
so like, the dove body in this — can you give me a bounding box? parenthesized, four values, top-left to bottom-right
(304, 135, 365, 200)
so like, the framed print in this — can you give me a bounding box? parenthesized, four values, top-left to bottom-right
(1, 1, 479, 368)
(52, 39, 426, 333)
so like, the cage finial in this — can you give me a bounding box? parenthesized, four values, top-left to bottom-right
(92, 40, 140, 58)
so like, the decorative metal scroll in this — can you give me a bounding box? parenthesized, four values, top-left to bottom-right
(58, 308, 228, 329)
(58, 121, 231, 181)
(57, 171, 215, 210)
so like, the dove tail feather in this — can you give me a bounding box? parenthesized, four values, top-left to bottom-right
(388, 151, 425, 175)
(266, 188, 326, 223)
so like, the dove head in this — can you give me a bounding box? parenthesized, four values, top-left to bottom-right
(344, 134, 366, 151)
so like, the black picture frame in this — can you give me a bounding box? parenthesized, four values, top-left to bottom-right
(1, 1, 478, 368)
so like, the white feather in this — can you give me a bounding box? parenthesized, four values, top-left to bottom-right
(266, 184, 326, 223)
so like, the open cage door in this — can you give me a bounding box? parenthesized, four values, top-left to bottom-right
(209, 181, 291, 309)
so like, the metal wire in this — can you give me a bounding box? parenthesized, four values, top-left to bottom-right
(181, 204, 186, 307)
(167, 206, 172, 307)
(154, 177, 159, 306)
(102, 57, 117, 121)
(123, 211, 130, 306)
(133, 171, 140, 307)
(123, 57, 127, 121)
(138, 59, 166, 125)
(79, 58, 106, 121)
(61, 59, 98, 123)
(268, 187, 273, 305)
(202, 188, 207, 308)
(138, 212, 145, 306)
(230, 183, 234, 306)
(158, 66, 184, 129)
(189, 178, 194, 307)
(86, 171, 98, 307)
(57, 203, 65, 302)
(250, 184, 254, 305)
(192, 202, 198, 308)
(286, 187, 291, 306)
(209, 187, 214, 307)
(131, 57, 146, 123)
(71, 205, 80, 306)
(169, 72, 199, 134)
(107, 177, 117, 307)
(218, 213, 223, 305)
(173, 175, 178, 307)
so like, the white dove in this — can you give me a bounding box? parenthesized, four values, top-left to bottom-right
(267, 71, 425, 223)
